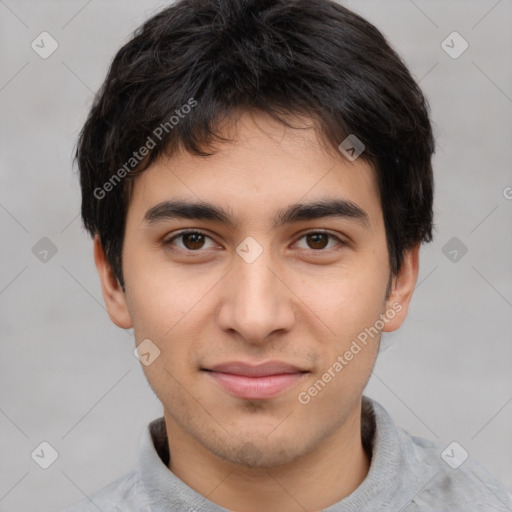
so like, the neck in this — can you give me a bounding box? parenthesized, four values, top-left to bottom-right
(164, 400, 371, 512)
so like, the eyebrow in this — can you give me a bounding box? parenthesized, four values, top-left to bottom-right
(143, 198, 370, 229)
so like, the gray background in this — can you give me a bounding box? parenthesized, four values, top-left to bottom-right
(0, 0, 511, 511)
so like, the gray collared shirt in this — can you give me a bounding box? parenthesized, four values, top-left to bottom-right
(63, 396, 512, 511)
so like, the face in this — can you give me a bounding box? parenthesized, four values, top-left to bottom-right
(96, 111, 418, 468)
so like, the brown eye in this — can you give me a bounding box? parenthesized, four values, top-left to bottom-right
(182, 233, 206, 250)
(306, 233, 329, 249)
(165, 231, 217, 251)
(295, 232, 343, 251)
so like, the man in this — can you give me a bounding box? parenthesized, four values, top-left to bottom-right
(64, 0, 512, 510)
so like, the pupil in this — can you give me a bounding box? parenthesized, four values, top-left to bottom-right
(307, 233, 328, 249)
(184, 233, 204, 250)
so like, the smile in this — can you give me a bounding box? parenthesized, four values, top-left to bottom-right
(202, 361, 309, 400)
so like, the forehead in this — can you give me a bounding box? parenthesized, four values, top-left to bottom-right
(127, 112, 382, 229)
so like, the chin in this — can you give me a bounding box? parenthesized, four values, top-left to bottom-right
(202, 428, 310, 468)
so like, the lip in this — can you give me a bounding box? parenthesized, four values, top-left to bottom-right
(203, 361, 308, 400)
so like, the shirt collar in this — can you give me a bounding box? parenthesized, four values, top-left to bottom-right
(137, 395, 413, 511)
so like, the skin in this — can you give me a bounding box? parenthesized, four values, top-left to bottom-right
(94, 111, 420, 512)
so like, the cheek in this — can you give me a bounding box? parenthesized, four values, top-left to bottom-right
(124, 250, 212, 335)
(295, 255, 388, 330)
(125, 266, 212, 363)
(290, 254, 388, 382)
(129, 292, 204, 406)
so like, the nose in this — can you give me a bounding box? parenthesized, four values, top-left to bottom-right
(216, 246, 296, 346)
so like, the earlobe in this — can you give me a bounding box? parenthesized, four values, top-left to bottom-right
(93, 235, 133, 329)
(382, 244, 420, 333)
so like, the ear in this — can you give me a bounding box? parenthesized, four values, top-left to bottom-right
(93, 234, 133, 329)
(382, 243, 420, 333)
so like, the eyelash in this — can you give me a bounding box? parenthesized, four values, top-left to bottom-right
(163, 229, 345, 253)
